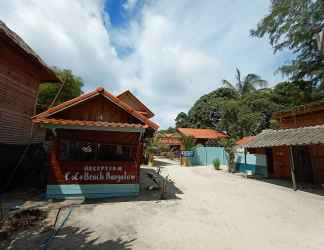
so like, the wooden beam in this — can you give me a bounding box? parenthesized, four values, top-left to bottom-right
(41, 124, 145, 133)
(289, 146, 297, 191)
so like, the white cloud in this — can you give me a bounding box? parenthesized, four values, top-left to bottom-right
(123, 0, 138, 12)
(0, 0, 124, 91)
(0, 0, 288, 128)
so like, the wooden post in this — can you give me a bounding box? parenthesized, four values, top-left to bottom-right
(289, 146, 297, 191)
(244, 148, 247, 168)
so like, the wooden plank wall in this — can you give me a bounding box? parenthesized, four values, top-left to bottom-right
(279, 110, 324, 128)
(52, 95, 142, 124)
(272, 146, 291, 178)
(0, 39, 41, 145)
(309, 144, 324, 184)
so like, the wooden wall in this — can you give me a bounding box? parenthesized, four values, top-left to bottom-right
(272, 146, 291, 179)
(52, 95, 143, 125)
(49, 131, 141, 186)
(279, 109, 324, 128)
(0, 37, 41, 145)
(309, 144, 324, 184)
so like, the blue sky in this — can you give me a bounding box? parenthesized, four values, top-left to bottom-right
(0, 0, 293, 128)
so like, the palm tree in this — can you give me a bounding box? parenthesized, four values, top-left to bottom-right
(222, 68, 268, 96)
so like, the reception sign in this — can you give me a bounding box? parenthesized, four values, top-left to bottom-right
(50, 161, 139, 185)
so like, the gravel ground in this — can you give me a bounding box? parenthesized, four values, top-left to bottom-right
(3, 157, 324, 250)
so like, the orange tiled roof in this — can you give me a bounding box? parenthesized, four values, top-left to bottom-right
(33, 118, 147, 129)
(236, 136, 256, 145)
(33, 87, 159, 130)
(176, 128, 228, 139)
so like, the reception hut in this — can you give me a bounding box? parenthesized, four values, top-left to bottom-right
(32, 87, 158, 198)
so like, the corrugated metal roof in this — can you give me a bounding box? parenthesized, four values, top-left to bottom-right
(243, 125, 324, 148)
(176, 128, 228, 139)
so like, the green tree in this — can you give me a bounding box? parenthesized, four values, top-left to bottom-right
(222, 68, 268, 96)
(175, 112, 190, 128)
(220, 138, 236, 173)
(271, 80, 317, 108)
(181, 87, 239, 129)
(251, 0, 324, 85)
(37, 68, 84, 112)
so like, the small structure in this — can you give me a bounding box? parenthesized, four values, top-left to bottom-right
(243, 101, 324, 189)
(176, 128, 228, 146)
(0, 21, 61, 186)
(117, 90, 154, 118)
(176, 128, 228, 166)
(32, 87, 159, 198)
(235, 136, 256, 153)
(157, 133, 182, 152)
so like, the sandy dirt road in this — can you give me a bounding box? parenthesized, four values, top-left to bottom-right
(4, 157, 324, 250)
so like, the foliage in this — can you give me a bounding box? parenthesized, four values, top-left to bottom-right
(251, 0, 324, 85)
(159, 127, 177, 134)
(222, 68, 268, 96)
(175, 71, 282, 138)
(220, 138, 236, 173)
(181, 136, 196, 151)
(37, 67, 84, 113)
(145, 136, 161, 155)
(175, 112, 191, 128)
(271, 80, 320, 108)
(213, 159, 221, 170)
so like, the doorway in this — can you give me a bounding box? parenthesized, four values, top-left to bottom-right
(266, 148, 274, 177)
(293, 146, 314, 183)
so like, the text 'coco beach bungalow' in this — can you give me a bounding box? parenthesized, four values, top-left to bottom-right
(32, 87, 158, 199)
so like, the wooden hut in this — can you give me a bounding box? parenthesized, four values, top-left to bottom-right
(176, 128, 228, 146)
(0, 21, 61, 186)
(244, 101, 324, 189)
(32, 87, 159, 198)
(117, 90, 154, 118)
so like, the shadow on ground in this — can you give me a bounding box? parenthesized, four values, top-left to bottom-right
(82, 166, 183, 205)
(250, 176, 324, 196)
(0, 226, 135, 250)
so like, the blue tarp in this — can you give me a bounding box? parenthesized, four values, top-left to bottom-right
(190, 147, 268, 177)
(191, 147, 228, 166)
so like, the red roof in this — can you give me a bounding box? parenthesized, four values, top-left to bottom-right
(33, 118, 147, 129)
(33, 87, 159, 130)
(236, 136, 256, 145)
(176, 128, 228, 139)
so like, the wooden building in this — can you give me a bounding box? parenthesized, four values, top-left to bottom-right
(32, 87, 159, 198)
(244, 101, 324, 188)
(0, 21, 61, 186)
(176, 128, 228, 146)
(117, 90, 154, 118)
(157, 133, 182, 152)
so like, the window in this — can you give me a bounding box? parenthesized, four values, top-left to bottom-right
(60, 140, 134, 161)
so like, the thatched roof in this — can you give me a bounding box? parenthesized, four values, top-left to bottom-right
(0, 20, 61, 83)
(243, 125, 324, 148)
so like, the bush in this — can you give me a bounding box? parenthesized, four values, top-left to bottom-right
(213, 159, 221, 170)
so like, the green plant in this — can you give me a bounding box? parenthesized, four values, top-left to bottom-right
(181, 136, 196, 151)
(220, 138, 236, 173)
(213, 159, 221, 170)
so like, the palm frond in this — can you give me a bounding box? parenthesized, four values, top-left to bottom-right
(222, 79, 236, 90)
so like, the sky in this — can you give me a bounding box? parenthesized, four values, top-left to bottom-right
(0, 0, 292, 129)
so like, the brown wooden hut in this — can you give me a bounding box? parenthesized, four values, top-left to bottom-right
(0, 21, 61, 187)
(32, 87, 159, 198)
(244, 101, 324, 189)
